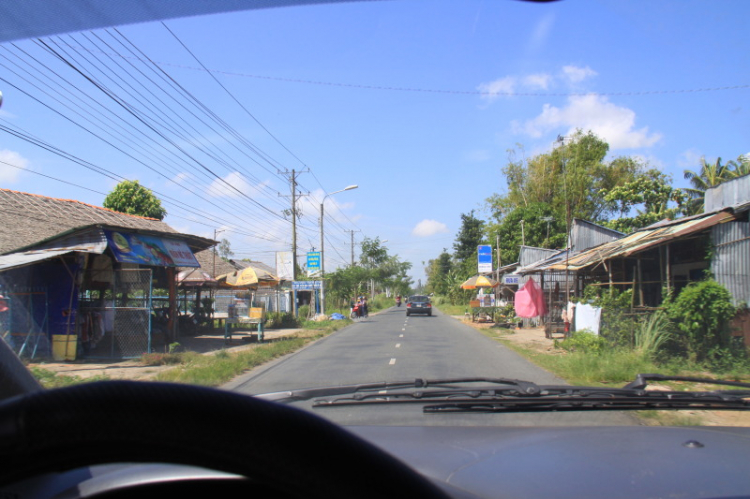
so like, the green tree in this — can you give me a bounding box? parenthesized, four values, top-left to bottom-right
(325, 265, 372, 308)
(489, 130, 640, 224)
(425, 250, 453, 296)
(359, 237, 389, 269)
(603, 169, 687, 233)
(453, 211, 485, 275)
(728, 154, 750, 178)
(103, 180, 167, 220)
(217, 238, 234, 260)
(487, 202, 565, 264)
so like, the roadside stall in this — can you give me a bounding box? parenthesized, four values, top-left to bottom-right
(215, 265, 280, 343)
(461, 275, 501, 323)
(175, 268, 218, 333)
(0, 189, 214, 360)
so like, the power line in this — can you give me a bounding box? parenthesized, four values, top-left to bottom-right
(161, 22, 310, 170)
(48, 43, 750, 98)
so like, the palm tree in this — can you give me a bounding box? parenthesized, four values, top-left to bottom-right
(683, 157, 732, 214)
(727, 154, 750, 179)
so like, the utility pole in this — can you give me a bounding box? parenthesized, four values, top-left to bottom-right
(345, 229, 361, 266)
(496, 234, 501, 284)
(291, 169, 298, 280)
(279, 169, 309, 280)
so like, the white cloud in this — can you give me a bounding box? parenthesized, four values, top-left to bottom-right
(528, 13, 555, 52)
(206, 171, 262, 198)
(0, 149, 28, 183)
(465, 149, 491, 162)
(524, 73, 552, 90)
(561, 65, 597, 84)
(171, 172, 191, 184)
(632, 154, 665, 171)
(677, 148, 702, 168)
(412, 219, 449, 237)
(517, 94, 662, 149)
(477, 76, 516, 103)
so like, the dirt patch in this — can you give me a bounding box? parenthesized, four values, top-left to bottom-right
(27, 328, 302, 382)
(454, 316, 750, 428)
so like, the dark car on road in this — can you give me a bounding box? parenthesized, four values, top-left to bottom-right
(406, 295, 432, 316)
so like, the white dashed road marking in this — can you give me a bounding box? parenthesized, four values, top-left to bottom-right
(395, 343, 401, 348)
(389, 358, 396, 365)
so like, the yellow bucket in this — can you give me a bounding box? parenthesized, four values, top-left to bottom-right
(52, 335, 77, 361)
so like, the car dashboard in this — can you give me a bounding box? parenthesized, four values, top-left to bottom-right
(3, 424, 750, 499)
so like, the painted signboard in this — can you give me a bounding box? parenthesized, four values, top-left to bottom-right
(307, 251, 321, 276)
(477, 244, 493, 273)
(276, 251, 294, 281)
(292, 280, 323, 290)
(105, 230, 199, 267)
(503, 274, 521, 285)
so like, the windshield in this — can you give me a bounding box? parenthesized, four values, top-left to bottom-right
(0, 0, 748, 429)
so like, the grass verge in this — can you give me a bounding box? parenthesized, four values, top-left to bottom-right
(30, 319, 348, 388)
(478, 328, 709, 426)
(30, 366, 110, 389)
(153, 321, 343, 386)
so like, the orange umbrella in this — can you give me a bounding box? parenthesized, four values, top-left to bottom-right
(460, 275, 500, 289)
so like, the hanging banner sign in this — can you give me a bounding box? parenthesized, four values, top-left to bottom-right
(293, 280, 323, 290)
(105, 230, 199, 267)
(503, 274, 521, 285)
(276, 251, 294, 280)
(477, 245, 493, 273)
(306, 251, 321, 276)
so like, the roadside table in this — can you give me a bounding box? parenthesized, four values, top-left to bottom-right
(469, 301, 499, 323)
(224, 308, 267, 343)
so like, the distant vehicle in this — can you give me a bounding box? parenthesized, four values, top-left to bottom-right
(406, 295, 432, 316)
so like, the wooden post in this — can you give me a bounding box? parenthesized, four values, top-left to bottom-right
(637, 258, 644, 307)
(167, 267, 177, 342)
(666, 244, 672, 295)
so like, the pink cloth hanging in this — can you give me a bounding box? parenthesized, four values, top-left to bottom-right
(514, 277, 547, 318)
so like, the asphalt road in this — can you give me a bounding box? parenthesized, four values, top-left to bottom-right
(227, 306, 637, 427)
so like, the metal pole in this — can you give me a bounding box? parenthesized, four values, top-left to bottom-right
(320, 201, 326, 316)
(319, 185, 358, 317)
(291, 169, 297, 281)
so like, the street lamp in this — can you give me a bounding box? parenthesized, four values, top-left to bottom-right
(320, 184, 358, 316)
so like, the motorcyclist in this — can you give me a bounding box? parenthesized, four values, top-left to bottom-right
(396, 295, 402, 307)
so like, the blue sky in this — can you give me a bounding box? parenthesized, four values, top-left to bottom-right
(0, 0, 748, 285)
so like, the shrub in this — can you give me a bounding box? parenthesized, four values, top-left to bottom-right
(267, 312, 300, 329)
(298, 305, 311, 319)
(664, 279, 735, 362)
(578, 286, 637, 348)
(558, 330, 608, 354)
(634, 311, 671, 357)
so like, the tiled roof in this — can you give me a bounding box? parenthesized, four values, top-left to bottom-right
(0, 188, 190, 254)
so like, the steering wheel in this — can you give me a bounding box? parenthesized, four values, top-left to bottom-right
(0, 381, 449, 499)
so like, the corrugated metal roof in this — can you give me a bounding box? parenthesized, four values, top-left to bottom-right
(547, 211, 736, 271)
(519, 246, 558, 267)
(0, 228, 108, 272)
(568, 219, 623, 253)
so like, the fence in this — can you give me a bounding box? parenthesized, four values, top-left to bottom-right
(81, 269, 152, 359)
(0, 287, 50, 360)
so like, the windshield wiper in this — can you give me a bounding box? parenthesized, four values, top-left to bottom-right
(303, 374, 750, 414)
(253, 377, 542, 404)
